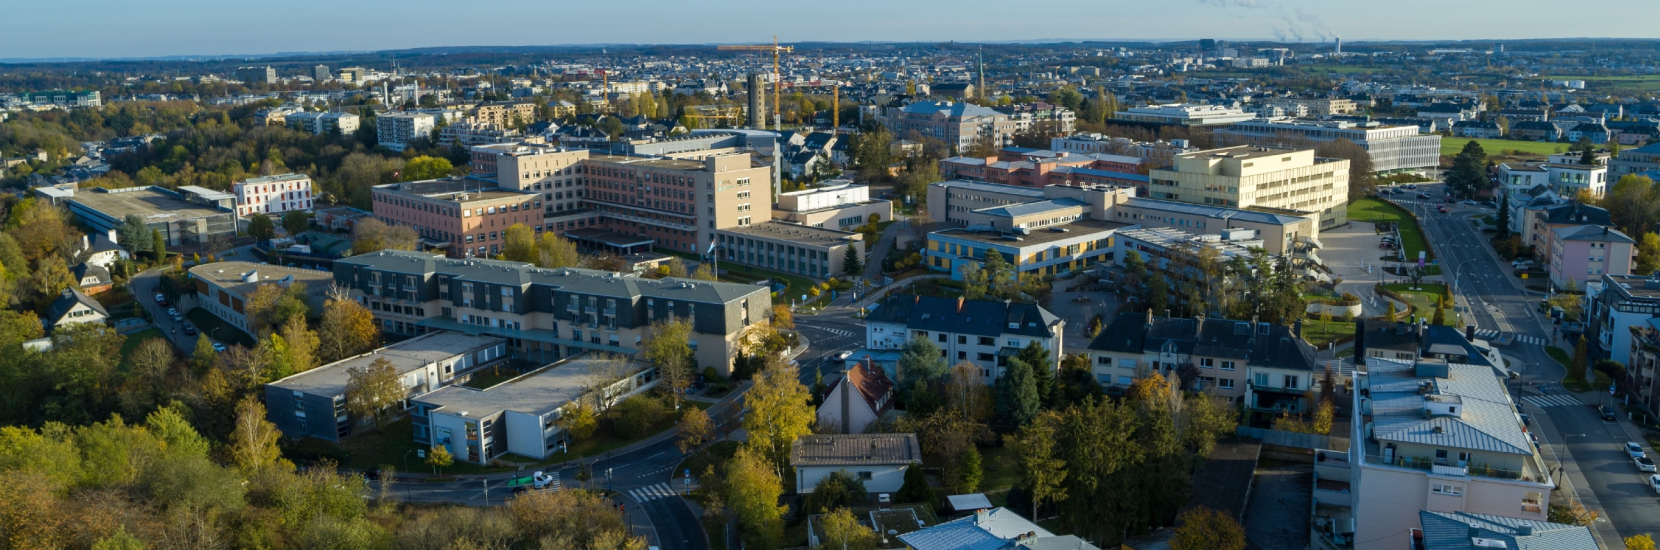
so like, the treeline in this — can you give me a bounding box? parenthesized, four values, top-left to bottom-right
(1121, 248, 1308, 325)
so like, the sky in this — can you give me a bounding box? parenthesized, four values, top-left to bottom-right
(7, 0, 1660, 61)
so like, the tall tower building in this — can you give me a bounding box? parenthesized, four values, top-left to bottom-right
(747, 73, 767, 130)
(1335, 37, 1343, 56)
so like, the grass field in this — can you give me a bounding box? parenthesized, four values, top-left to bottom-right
(1383, 283, 1460, 326)
(1545, 75, 1660, 92)
(1349, 197, 1433, 264)
(1440, 137, 1565, 158)
(1301, 318, 1356, 348)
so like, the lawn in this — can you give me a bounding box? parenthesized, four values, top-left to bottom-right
(1301, 318, 1356, 349)
(979, 446, 1018, 494)
(1440, 137, 1565, 158)
(185, 308, 257, 348)
(1382, 283, 1460, 326)
(1349, 197, 1434, 268)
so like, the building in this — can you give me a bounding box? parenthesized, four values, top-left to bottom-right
(1588, 274, 1660, 365)
(16, 90, 100, 108)
(928, 82, 975, 99)
(337, 67, 368, 83)
(332, 250, 772, 373)
(880, 101, 1017, 153)
(1349, 359, 1554, 550)
(1507, 121, 1562, 142)
(313, 65, 331, 81)
(994, 102, 1076, 135)
(439, 121, 518, 148)
(63, 186, 238, 246)
(284, 111, 360, 136)
(235, 66, 277, 84)
(44, 288, 107, 331)
(1548, 225, 1634, 289)
(898, 508, 1091, 550)
(1359, 320, 1502, 369)
(1114, 103, 1255, 126)
(1520, 201, 1610, 260)
(413, 354, 657, 464)
(817, 360, 896, 434)
(865, 295, 1063, 380)
(471, 101, 537, 127)
(1086, 312, 1316, 405)
(940, 149, 1149, 190)
(377, 112, 437, 152)
(189, 262, 335, 338)
(264, 332, 511, 441)
(1452, 120, 1504, 139)
(1610, 142, 1660, 177)
(370, 178, 544, 257)
(1050, 134, 1197, 167)
(1414, 511, 1596, 550)
(1626, 318, 1660, 417)
(1149, 146, 1351, 228)
(715, 222, 865, 280)
(1215, 119, 1441, 173)
(1107, 197, 1320, 257)
(234, 173, 315, 216)
(771, 180, 893, 230)
(790, 434, 922, 494)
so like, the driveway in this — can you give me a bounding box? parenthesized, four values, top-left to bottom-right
(1319, 222, 1395, 317)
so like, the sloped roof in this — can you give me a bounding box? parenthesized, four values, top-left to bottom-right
(866, 295, 1060, 339)
(1552, 224, 1635, 244)
(825, 362, 895, 417)
(1368, 360, 1532, 455)
(45, 287, 107, 322)
(789, 433, 921, 467)
(1087, 312, 1317, 371)
(1419, 511, 1595, 550)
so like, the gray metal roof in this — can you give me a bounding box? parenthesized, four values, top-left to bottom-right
(975, 198, 1088, 218)
(414, 354, 653, 418)
(1419, 511, 1596, 550)
(1123, 197, 1309, 225)
(338, 250, 767, 305)
(268, 331, 505, 397)
(1368, 360, 1532, 455)
(931, 179, 1047, 199)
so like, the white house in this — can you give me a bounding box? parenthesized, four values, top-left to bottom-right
(816, 361, 896, 434)
(234, 173, 314, 216)
(74, 230, 129, 269)
(44, 288, 108, 330)
(790, 434, 921, 495)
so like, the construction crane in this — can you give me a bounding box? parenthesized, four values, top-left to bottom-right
(718, 36, 793, 131)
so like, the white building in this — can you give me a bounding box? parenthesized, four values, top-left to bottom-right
(790, 434, 921, 494)
(284, 111, 360, 136)
(377, 112, 436, 152)
(864, 295, 1063, 382)
(1215, 119, 1442, 173)
(1114, 103, 1256, 126)
(234, 173, 314, 216)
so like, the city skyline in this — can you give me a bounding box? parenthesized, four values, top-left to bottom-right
(9, 0, 1660, 61)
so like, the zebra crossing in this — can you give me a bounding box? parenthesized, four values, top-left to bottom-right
(626, 482, 678, 503)
(1522, 394, 1584, 408)
(803, 325, 856, 338)
(1471, 330, 1548, 346)
(544, 471, 561, 491)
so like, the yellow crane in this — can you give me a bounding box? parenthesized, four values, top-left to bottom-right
(718, 36, 793, 130)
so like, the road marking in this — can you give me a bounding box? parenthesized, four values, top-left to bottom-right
(800, 325, 855, 338)
(1523, 395, 1584, 408)
(627, 482, 677, 502)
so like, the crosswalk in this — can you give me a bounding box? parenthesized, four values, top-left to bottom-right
(1522, 394, 1585, 408)
(626, 482, 678, 503)
(544, 471, 561, 491)
(803, 325, 856, 338)
(1471, 330, 1548, 346)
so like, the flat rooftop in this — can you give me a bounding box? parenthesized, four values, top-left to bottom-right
(932, 218, 1129, 247)
(415, 354, 653, 417)
(586, 153, 708, 171)
(68, 187, 231, 221)
(377, 178, 528, 202)
(1177, 145, 1298, 161)
(719, 221, 859, 247)
(930, 179, 1047, 199)
(240, 173, 309, 185)
(1123, 197, 1310, 225)
(189, 261, 336, 302)
(270, 331, 506, 397)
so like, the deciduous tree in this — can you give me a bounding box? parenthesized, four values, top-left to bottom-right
(536, 233, 581, 269)
(318, 295, 379, 362)
(229, 396, 287, 473)
(344, 357, 404, 429)
(643, 318, 695, 410)
(743, 360, 815, 476)
(282, 210, 309, 236)
(819, 507, 878, 550)
(401, 156, 453, 181)
(502, 223, 537, 263)
(1170, 506, 1246, 550)
(350, 218, 418, 255)
(677, 407, 713, 454)
(247, 215, 275, 241)
(725, 447, 785, 549)
(425, 444, 453, 475)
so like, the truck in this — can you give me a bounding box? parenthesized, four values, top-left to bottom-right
(507, 471, 557, 494)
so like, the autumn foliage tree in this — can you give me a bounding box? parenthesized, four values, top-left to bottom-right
(1170, 506, 1246, 550)
(742, 359, 815, 476)
(318, 293, 380, 362)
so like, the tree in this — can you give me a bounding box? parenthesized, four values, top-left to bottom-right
(1314, 138, 1376, 199)
(645, 321, 696, 411)
(677, 407, 714, 454)
(726, 447, 786, 549)
(994, 357, 1040, 431)
(247, 215, 275, 241)
(502, 223, 537, 263)
(350, 218, 418, 255)
(560, 401, 598, 441)
(425, 444, 453, 475)
(117, 215, 152, 255)
(282, 211, 309, 235)
(345, 357, 404, 429)
(191, 334, 218, 375)
(897, 336, 949, 391)
(612, 395, 666, 439)
(803, 470, 869, 514)
(1432, 295, 1447, 326)
(1170, 506, 1246, 550)
(1385, 300, 1398, 321)
(743, 360, 816, 476)
(691, 263, 718, 281)
(1495, 193, 1511, 239)
(151, 229, 166, 261)
(1581, 147, 1597, 166)
(1447, 140, 1489, 197)
(1639, 233, 1660, 276)
(842, 247, 862, 275)
(1016, 340, 1054, 406)
(229, 396, 287, 472)
(1011, 411, 1067, 520)
(1626, 534, 1657, 550)
(536, 233, 581, 269)
(954, 445, 983, 493)
(895, 463, 937, 508)
(401, 156, 453, 181)
(279, 315, 320, 374)
(318, 296, 380, 362)
(819, 507, 878, 550)
(1570, 335, 1590, 381)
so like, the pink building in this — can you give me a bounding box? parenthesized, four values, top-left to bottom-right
(941, 149, 1149, 192)
(235, 173, 313, 216)
(1548, 225, 1635, 289)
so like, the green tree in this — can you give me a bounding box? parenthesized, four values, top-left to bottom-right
(895, 463, 938, 508)
(502, 223, 537, 263)
(344, 356, 404, 429)
(842, 246, 862, 275)
(1016, 340, 1053, 406)
(726, 447, 786, 548)
(1571, 335, 1590, 381)
(819, 507, 879, 550)
(898, 336, 949, 390)
(247, 215, 275, 241)
(1448, 140, 1489, 196)
(1639, 232, 1660, 276)
(401, 156, 453, 181)
(1011, 411, 1067, 520)
(191, 334, 218, 374)
(425, 444, 453, 475)
(1432, 296, 1447, 326)
(803, 470, 869, 514)
(1170, 506, 1246, 550)
(1495, 193, 1511, 239)
(282, 210, 309, 235)
(995, 357, 1040, 431)
(118, 214, 152, 255)
(643, 318, 695, 410)
(954, 445, 983, 493)
(151, 229, 166, 261)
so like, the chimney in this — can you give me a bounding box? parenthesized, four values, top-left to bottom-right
(1293, 318, 1303, 338)
(975, 509, 991, 525)
(841, 361, 853, 435)
(1517, 525, 1533, 537)
(1146, 308, 1154, 328)
(957, 296, 965, 313)
(1465, 325, 1476, 341)
(1354, 319, 1367, 360)
(81, 234, 89, 251)
(1195, 316, 1204, 336)
(106, 229, 118, 245)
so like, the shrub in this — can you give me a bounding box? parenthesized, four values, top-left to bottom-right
(611, 395, 666, 439)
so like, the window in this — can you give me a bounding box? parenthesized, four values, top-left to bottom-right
(1253, 373, 1268, 386)
(957, 351, 967, 360)
(1221, 361, 1236, 371)
(1283, 375, 1300, 389)
(957, 336, 967, 344)
(937, 333, 947, 343)
(978, 337, 994, 346)
(1219, 379, 1235, 389)
(1200, 358, 1214, 368)
(1431, 483, 1463, 496)
(857, 471, 872, 480)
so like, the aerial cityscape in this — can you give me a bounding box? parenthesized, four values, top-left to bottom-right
(5, 3, 1660, 549)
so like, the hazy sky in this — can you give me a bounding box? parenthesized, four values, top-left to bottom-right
(8, 0, 1659, 60)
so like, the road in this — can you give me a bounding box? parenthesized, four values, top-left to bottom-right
(1400, 183, 1660, 544)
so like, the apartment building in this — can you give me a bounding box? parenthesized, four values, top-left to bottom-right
(190, 262, 333, 338)
(1627, 320, 1660, 418)
(1414, 512, 1595, 550)
(284, 111, 361, 136)
(414, 354, 658, 464)
(235, 66, 277, 84)
(1504, 162, 1610, 198)
(1049, 134, 1197, 167)
(438, 120, 518, 148)
(471, 101, 537, 127)
(332, 250, 772, 373)
(770, 180, 893, 230)
(1518, 201, 1610, 261)
(234, 173, 315, 216)
(1114, 103, 1255, 126)
(1587, 274, 1660, 365)
(1609, 142, 1660, 177)
(715, 222, 865, 279)
(17, 89, 101, 108)
(864, 295, 1063, 381)
(1359, 320, 1502, 369)
(264, 331, 511, 441)
(1548, 225, 1634, 289)
(879, 101, 1017, 153)
(940, 151, 1150, 191)
(371, 178, 546, 258)
(1085, 312, 1316, 404)
(993, 102, 1076, 134)
(377, 112, 436, 152)
(1149, 146, 1351, 227)
(1350, 359, 1554, 550)
(1215, 119, 1441, 173)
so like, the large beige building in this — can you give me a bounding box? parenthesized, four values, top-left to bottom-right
(771, 180, 893, 230)
(1149, 146, 1350, 227)
(470, 101, 538, 127)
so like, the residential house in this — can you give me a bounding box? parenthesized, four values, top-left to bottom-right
(1626, 319, 1660, 420)
(72, 263, 113, 293)
(44, 288, 108, 330)
(1548, 225, 1635, 289)
(1566, 122, 1609, 144)
(817, 361, 896, 434)
(864, 295, 1064, 382)
(1085, 312, 1317, 407)
(1507, 120, 1561, 142)
(790, 434, 921, 494)
(1414, 511, 1595, 550)
(1452, 120, 1503, 139)
(1357, 319, 1502, 369)
(1523, 202, 1610, 262)
(72, 230, 128, 269)
(898, 508, 1098, 550)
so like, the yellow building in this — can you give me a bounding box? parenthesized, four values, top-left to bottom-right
(1148, 146, 1350, 228)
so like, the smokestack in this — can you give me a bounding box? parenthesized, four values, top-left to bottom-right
(840, 361, 853, 434)
(746, 73, 766, 130)
(1335, 37, 1342, 56)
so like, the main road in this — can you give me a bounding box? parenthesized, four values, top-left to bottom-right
(1398, 184, 1660, 545)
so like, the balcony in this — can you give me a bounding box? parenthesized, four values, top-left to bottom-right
(1362, 453, 1539, 482)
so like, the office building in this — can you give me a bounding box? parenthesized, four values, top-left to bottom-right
(63, 186, 237, 246)
(189, 262, 334, 338)
(993, 102, 1076, 134)
(1215, 119, 1441, 173)
(284, 111, 360, 136)
(313, 65, 331, 81)
(16, 89, 100, 108)
(864, 295, 1063, 381)
(1086, 312, 1316, 404)
(1114, 103, 1255, 126)
(337, 67, 368, 83)
(377, 112, 436, 152)
(1149, 146, 1351, 228)
(714, 222, 865, 279)
(879, 101, 1017, 153)
(1349, 359, 1554, 550)
(264, 331, 510, 441)
(941, 149, 1149, 191)
(331, 250, 772, 373)
(234, 173, 315, 217)
(1050, 134, 1197, 167)
(414, 354, 658, 464)
(371, 178, 548, 257)
(235, 66, 277, 84)
(770, 180, 893, 230)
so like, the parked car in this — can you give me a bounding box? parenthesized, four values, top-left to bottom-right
(183, 325, 197, 337)
(211, 342, 227, 353)
(1600, 405, 1618, 421)
(166, 308, 180, 317)
(1438, 206, 1448, 213)
(1405, 184, 1418, 190)
(1637, 456, 1656, 473)
(155, 294, 168, 307)
(1628, 442, 1647, 459)
(1417, 193, 1432, 199)
(1651, 474, 1660, 495)
(1520, 413, 1530, 426)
